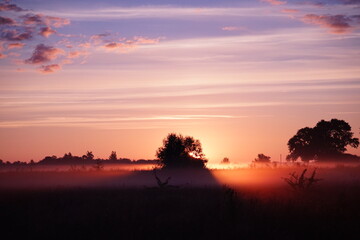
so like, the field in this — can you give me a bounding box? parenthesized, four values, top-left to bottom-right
(1, 165, 360, 239)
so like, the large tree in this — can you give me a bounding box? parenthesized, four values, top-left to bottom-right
(156, 133, 207, 168)
(287, 119, 359, 162)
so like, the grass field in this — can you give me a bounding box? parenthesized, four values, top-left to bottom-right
(1, 165, 360, 239)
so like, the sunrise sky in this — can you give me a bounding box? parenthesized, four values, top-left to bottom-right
(0, 0, 360, 163)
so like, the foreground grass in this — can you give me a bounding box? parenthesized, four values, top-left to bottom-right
(1, 183, 360, 240)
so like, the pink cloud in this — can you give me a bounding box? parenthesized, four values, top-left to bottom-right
(104, 42, 126, 49)
(133, 36, 160, 44)
(0, 2, 25, 12)
(0, 53, 6, 59)
(67, 50, 88, 58)
(21, 13, 70, 28)
(281, 9, 300, 13)
(39, 27, 56, 37)
(79, 42, 91, 48)
(103, 36, 160, 51)
(38, 64, 61, 74)
(1, 29, 32, 41)
(221, 26, 246, 31)
(21, 13, 43, 25)
(302, 14, 353, 34)
(8, 42, 25, 49)
(43, 16, 70, 28)
(61, 59, 73, 65)
(25, 44, 64, 64)
(0, 16, 15, 25)
(261, 0, 287, 5)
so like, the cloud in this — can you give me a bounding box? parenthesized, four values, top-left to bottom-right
(302, 14, 354, 34)
(261, 0, 287, 5)
(281, 9, 299, 13)
(0, 2, 25, 12)
(38, 64, 61, 74)
(0, 16, 15, 25)
(25, 44, 64, 64)
(91, 33, 111, 40)
(78, 42, 91, 48)
(21, 13, 70, 28)
(67, 50, 88, 58)
(21, 13, 43, 25)
(338, 0, 360, 5)
(0, 29, 32, 41)
(221, 26, 245, 31)
(39, 27, 56, 37)
(103, 36, 160, 52)
(43, 16, 70, 28)
(104, 42, 126, 49)
(133, 36, 160, 44)
(7, 42, 25, 49)
(0, 52, 6, 59)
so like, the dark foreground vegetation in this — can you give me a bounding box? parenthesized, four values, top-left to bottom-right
(1, 167, 360, 240)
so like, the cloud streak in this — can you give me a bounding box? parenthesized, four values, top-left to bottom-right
(103, 36, 160, 52)
(261, 0, 287, 5)
(7, 42, 25, 49)
(38, 64, 61, 74)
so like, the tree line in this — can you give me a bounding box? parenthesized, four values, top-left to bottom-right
(0, 151, 157, 167)
(1, 118, 359, 168)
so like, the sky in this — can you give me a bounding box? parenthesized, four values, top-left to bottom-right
(0, 0, 360, 163)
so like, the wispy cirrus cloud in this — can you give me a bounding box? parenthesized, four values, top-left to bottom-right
(281, 8, 299, 13)
(221, 26, 246, 31)
(103, 36, 160, 52)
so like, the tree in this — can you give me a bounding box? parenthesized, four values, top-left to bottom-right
(156, 133, 207, 168)
(109, 151, 117, 161)
(221, 157, 230, 164)
(254, 153, 271, 163)
(287, 119, 359, 162)
(82, 151, 94, 161)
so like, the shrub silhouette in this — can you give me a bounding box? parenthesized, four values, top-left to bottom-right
(156, 133, 207, 169)
(283, 168, 322, 191)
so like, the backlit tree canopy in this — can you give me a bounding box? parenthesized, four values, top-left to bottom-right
(156, 133, 207, 169)
(287, 119, 359, 162)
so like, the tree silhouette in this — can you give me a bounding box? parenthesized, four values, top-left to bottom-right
(287, 119, 359, 162)
(82, 151, 94, 161)
(156, 133, 207, 169)
(254, 153, 271, 163)
(109, 151, 117, 161)
(221, 157, 230, 164)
